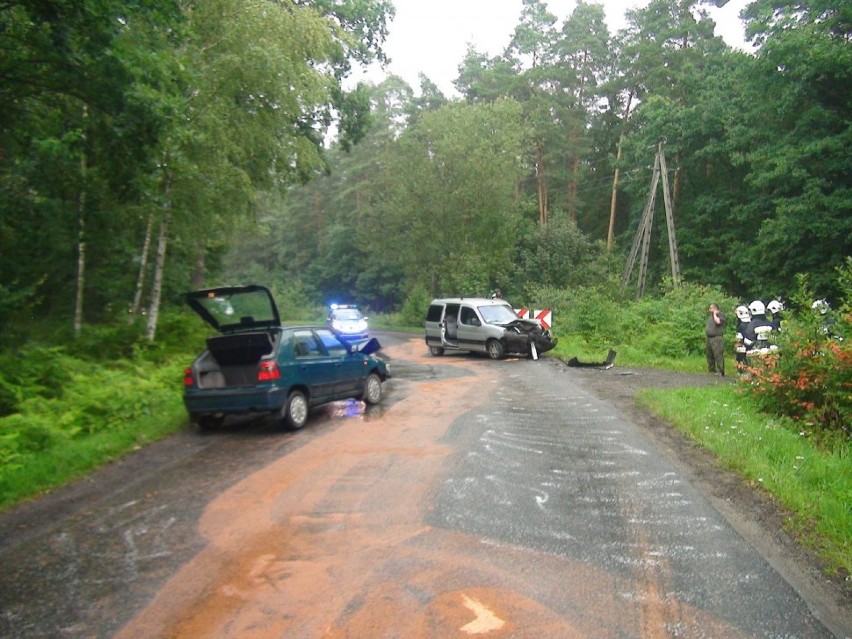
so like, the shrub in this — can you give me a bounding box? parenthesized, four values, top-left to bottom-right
(399, 285, 432, 327)
(530, 279, 737, 358)
(0, 413, 60, 453)
(747, 340, 850, 441)
(0, 346, 84, 415)
(527, 280, 625, 343)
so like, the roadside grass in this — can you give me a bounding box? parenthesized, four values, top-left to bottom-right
(0, 402, 187, 511)
(638, 384, 851, 578)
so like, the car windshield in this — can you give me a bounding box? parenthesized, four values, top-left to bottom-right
(478, 304, 519, 324)
(333, 309, 362, 320)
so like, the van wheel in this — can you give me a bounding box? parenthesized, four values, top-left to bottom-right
(429, 346, 445, 356)
(486, 339, 505, 360)
(283, 390, 309, 429)
(362, 372, 382, 405)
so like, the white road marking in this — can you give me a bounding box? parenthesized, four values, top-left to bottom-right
(460, 594, 505, 634)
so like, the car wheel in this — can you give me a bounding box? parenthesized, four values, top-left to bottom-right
(283, 390, 309, 429)
(362, 372, 382, 405)
(429, 345, 445, 356)
(486, 339, 505, 360)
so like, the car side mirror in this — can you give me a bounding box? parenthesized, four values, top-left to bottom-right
(471, 318, 481, 327)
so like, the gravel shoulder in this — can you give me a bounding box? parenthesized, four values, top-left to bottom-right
(563, 361, 851, 639)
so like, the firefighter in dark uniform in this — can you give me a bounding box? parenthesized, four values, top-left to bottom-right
(767, 299, 785, 332)
(746, 300, 775, 355)
(733, 304, 751, 372)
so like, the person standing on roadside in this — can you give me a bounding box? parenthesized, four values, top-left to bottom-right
(705, 303, 726, 376)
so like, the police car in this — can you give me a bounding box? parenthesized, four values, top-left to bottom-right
(327, 304, 370, 342)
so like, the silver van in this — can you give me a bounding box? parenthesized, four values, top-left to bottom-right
(424, 297, 557, 359)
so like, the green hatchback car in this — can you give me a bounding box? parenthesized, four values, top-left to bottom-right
(183, 285, 389, 430)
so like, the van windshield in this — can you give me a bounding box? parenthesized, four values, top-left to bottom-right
(478, 304, 518, 324)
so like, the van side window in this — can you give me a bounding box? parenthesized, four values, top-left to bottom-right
(426, 304, 444, 322)
(459, 306, 479, 326)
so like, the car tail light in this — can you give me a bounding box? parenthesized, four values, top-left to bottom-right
(257, 361, 280, 381)
(183, 367, 195, 387)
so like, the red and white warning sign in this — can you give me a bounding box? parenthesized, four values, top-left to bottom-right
(515, 308, 552, 330)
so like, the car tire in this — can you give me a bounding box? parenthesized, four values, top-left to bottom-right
(283, 390, 309, 430)
(362, 372, 382, 405)
(486, 339, 505, 360)
(429, 346, 445, 356)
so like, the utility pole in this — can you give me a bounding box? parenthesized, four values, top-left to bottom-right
(621, 141, 681, 297)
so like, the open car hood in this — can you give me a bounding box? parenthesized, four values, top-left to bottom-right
(185, 285, 280, 333)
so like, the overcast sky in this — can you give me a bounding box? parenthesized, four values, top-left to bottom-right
(352, 0, 752, 96)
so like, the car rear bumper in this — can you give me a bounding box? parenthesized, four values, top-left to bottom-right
(184, 386, 287, 416)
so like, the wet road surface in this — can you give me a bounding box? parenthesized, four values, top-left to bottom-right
(0, 333, 844, 638)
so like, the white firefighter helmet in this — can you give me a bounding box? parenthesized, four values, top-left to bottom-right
(748, 300, 766, 316)
(767, 300, 783, 314)
(811, 299, 830, 314)
(735, 305, 751, 322)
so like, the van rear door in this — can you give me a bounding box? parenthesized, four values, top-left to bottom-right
(424, 302, 444, 345)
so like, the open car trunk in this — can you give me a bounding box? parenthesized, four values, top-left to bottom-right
(193, 331, 275, 389)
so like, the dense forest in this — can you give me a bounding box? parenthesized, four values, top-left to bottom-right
(1, 0, 850, 340)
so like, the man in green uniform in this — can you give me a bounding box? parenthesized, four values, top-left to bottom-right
(705, 303, 726, 376)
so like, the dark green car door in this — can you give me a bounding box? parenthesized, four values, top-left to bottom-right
(315, 329, 365, 397)
(290, 329, 339, 404)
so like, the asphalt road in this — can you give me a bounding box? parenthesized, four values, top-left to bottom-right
(0, 332, 845, 638)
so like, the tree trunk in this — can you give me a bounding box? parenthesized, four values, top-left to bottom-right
(568, 50, 588, 225)
(74, 188, 86, 336)
(146, 173, 172, 343)
(129, 210, 154, 319)
(569, 153, 579, 224)
(607, 91, 633, 251)
(73, 106, 88, 336)
(536, 142, 547, 226)
(190, 250, 205, 290)
(607, 137, 624, 251)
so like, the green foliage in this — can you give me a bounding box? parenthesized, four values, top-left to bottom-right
(530, 279, 737, 359)
(510, 216, 614, 296)
(529, 280, 625, 343)
(267, 280, 324, 323)
(399, 285, 433, 328)
(0, 346, 82, 415)
(0, 351, 186, 508)
(0, 0, 394, 341)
